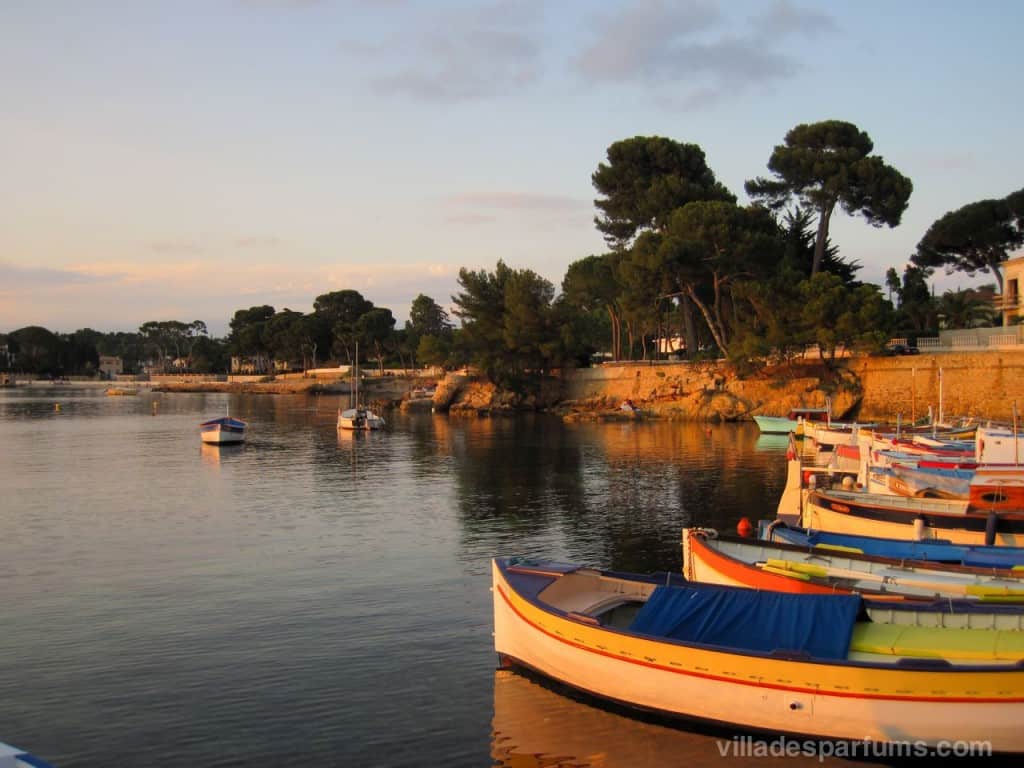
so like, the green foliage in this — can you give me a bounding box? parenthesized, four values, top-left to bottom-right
(936, 287, 999, 329)
(798, 274, 893, 362)
(228, 306, 275, 372)
(913, 189, 1023, 298)
(892, 265, 937, 332)
(313, 289, 375, 362)
(592, 136, 735, 248)
(404, 294, 453, 367)
(746, 120, 912, 275)
(452, 261, 572, 384)
(416, 334, 451, 368)
(562, 253, 624, 359)
(356, 307, 396, 374)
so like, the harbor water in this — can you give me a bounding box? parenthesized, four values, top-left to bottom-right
(0, 387, 873, 766)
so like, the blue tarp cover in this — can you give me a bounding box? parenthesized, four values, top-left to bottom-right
(628, 585, 861, 660)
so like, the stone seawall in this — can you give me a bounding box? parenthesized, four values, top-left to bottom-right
(849, 350, 1024, 422)
(547, 349, 1024, 422)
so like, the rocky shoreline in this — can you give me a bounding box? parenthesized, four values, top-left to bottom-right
(24, 350, 1024, 422)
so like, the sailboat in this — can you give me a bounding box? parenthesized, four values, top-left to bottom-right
(337, 343, 385, 431)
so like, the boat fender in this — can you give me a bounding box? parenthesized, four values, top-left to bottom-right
(736, 517, 753, 538)
(913, 515, 927, 541)
(986, 511, 1000, 547)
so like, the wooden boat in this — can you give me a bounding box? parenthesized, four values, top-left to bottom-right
(199, 415, 247, 445)
(763, 522, 1024, 570)
(492, 556, 1024, 751)
(0, 740, 54, 768)
(682, 528, 1024, 601)
(803, 488, 1024, 546)
(753, 407, 830, 435)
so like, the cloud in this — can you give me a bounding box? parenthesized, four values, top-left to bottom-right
(574, 0, 835, 106)
(150, 240, 203, 255)
(752, 0, 837, 38)
(441, 190, 591, 230)
(0, 259, 465, 334)
(367, 1, 544, 103)
(0, 262, 115, 289)
(234, 236, 283, 249)
(444, 191, 588, 212)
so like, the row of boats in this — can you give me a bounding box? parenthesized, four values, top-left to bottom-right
(492, 413, 1024, 753)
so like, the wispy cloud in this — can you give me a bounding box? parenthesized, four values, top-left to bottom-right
(441, 190, 590, 229)
(150, 240, 203, 255)
(0, 262, 115, 289)
(0, 259, 464, 334)
(234, 236, 283, 249)
(444, 192, 588, 212)
(574, 0, 836, 107)
(367, 1, 544, 103)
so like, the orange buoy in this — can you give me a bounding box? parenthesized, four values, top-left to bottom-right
(736, 517, 754, 538)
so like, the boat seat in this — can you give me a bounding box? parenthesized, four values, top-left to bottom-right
(851, 622, 1024, 661)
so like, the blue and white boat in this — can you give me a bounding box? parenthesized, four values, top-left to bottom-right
(762, 521, 1024, 570)
(0, 740, 55, 767)
(199, 415, 247, 445)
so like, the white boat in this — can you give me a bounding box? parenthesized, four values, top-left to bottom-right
(337, 343, 384, 431)
(337, 407, 385, 431)
(0, 740, 55, 767)
(199, 415, 247, 445)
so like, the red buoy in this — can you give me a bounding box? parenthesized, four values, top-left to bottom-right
(736, 517, 754, 538)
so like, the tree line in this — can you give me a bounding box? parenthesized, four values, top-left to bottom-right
(3, 120, 1021, 381)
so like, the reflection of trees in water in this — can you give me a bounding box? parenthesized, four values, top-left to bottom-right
(454, 419, 787, 574)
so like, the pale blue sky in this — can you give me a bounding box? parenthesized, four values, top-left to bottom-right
(2, 0, 1022, 334)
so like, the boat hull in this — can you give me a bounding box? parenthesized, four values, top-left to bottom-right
(803, 490, 1024, 547)
(753, 415, 798, 434)
(199, 417, 247, 445)
(492, 559, 1024, 750)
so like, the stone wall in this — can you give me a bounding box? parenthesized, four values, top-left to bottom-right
(560, 360, 860, 421)
(849, 350, 1024, 422)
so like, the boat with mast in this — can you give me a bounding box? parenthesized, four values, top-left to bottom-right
(337, 342, 384, 431)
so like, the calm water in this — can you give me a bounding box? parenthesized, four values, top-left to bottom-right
(0, 387, 868, 767)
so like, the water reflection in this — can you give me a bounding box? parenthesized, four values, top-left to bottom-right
(452, 419, 789, 574)
(491, 670, 873, 768)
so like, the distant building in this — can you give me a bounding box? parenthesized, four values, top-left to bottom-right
(98, 355, 123, 379)
(1000, 255, 1024, 326)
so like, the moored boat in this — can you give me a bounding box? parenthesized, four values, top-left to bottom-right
(199, 415, 247, 445)
(803, 488, 1024, 547)
(492, 556, 1024, 751)
(683, 527, 1024, 601)
(762, 522, 1024, 570)
(337, 406, 385, 431)
(753, 407, 830, 436)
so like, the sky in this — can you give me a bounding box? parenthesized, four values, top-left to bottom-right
(2, 0, 1022, 336)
